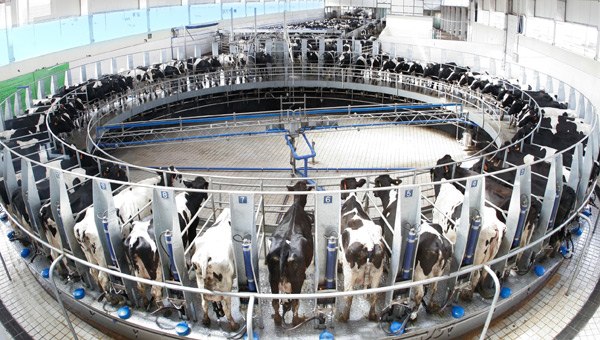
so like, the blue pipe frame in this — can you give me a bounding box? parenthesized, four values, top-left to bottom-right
(96, 103, 464, 132)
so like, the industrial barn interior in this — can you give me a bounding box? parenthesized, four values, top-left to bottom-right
(0, 0, 599, 339)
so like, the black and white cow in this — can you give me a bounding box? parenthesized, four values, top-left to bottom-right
(432, 180, 506, 299)
(373, 175, 453, 318)
(73, 168, 181, 300)
(191, 208, 238, 330)
(175, 176, 209, 248)
(124, 219, 163, 309)
(339, 177, 385, 322)
(266, 181, 314, 326)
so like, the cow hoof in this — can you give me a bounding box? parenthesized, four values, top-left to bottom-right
(410, 312, 418, 320)
(229, 321, 239, 331)
(338, 314, 349, 323)
(461, 290, 474, 301)
(292, 316, 305, 327)
(202, 317, 211, 327)
(368, 311, 378, 322)
(273, 314, 282, 326)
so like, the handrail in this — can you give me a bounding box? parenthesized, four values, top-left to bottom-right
(5, 184, 593, 301)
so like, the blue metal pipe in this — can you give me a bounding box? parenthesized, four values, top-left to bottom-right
(165, 230, 180, 282)
(102, 216, 118, 268)
(325, 237, 337, 289)
(98, 119, 475, 149)
(401, 228, 418, 280)
(97, 103, 463, 132)
(462, 215, 482, 266)
(511, 195, 529, 249)
(242, 238, 256, 292)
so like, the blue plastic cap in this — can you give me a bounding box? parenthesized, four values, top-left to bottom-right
(534, 265, 545, 277)
(389, 321, 404, 335)
(117, 306, 131, 319)
(560, 245, 568, 256)
(243, 331, 259, 340)
(451, 305, 465, 319)
(583, 208, 592, 217)
(20, 248, 30, 258)
(500, 287, 512, 299)
(7, 231, 15, 240)
(0, 211, 8, 221)
(73, 288, 86, 300)
(319, 329, 335, 339)
(41, 268, 50, 279)
(175, 322, 191, 337)
(573, 227, 583, 236)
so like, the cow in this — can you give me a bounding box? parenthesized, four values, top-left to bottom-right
(124, 219, 163, 309)
(191, 208, 238, 330)
(266, 181, 314, 326)
(175, 176, 209, 249)
(432, 180, 506, 300)
(38, 166, 128, 279)
(339, 177, 385, 322)
(73, 167, 181, 302)
(373, 175, 453, 318)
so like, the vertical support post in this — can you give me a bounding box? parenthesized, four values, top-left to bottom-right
(95, 61, 102, 79)
(50, 74, 58, 95)
(385, 185, 421, 304)
(13, 92, 22, 117)
(492, 165, 530, 276)
(230, 193, 258, 295)
(37, 79, 46, 100)
(568, 87, 576, 110)
(64, 69, 72, 88)
(314, 191, 341, 304)
(3, 149, 18, 205)
(557, 81, 566, 102)
(79, 66, 87, 83)
(545, 75, 553, 93)
(49, 169, 96, 288)
(568, 144, 583, 192)
(4, 100, 12, 120)
(24, 86, 32, 109)
(127, 55, 134, 70)
(152, 188, 197, 320)
(143, 52, 150, 67)
(21, 159, 45, 239)
(92, 179, 139, 305)
(577, 134, 596, 206)
(111, 58, 118, 74)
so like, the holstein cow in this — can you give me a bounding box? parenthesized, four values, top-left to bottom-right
(38, 165, 128, 278)
(266, 181, 314, 326)
(432, 180, 506, 300)
(373, 175, 453, 319)
(175, 176, 209, 249)
(73, 167, 182, 302)
(191, 208, 238, 330)
(119, 176, 209, 309)
(123, 219, 163, 309)
(339, 177, 385, 322)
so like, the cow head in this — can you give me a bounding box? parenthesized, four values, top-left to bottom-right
(431, 155, 457, 197)
(156, 166, 183, 187)
(101, 163, 128, 190)
(286, 180, 312, 207)
(373, 174, 402, 209)
(340, 177, 366, 200)
(183, 176, 209, 202)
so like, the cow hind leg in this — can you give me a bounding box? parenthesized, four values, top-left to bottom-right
(224, 296, 239, 330)
(291, 299, 304, 326)
(340, 262, 355, 322)
(367, 266, 384, 321)
(201, 296, 211, 327)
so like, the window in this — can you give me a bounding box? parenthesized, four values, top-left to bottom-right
(555, 21, 598, 58)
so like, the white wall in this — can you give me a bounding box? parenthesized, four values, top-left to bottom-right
(517, 35, 600, 106)
(148, 0, 183, 7)
(89, 0, 139, 14)
(51, 0, 81, 19)
(469, 22, 505, 45)
(381, 15, 432, 39)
